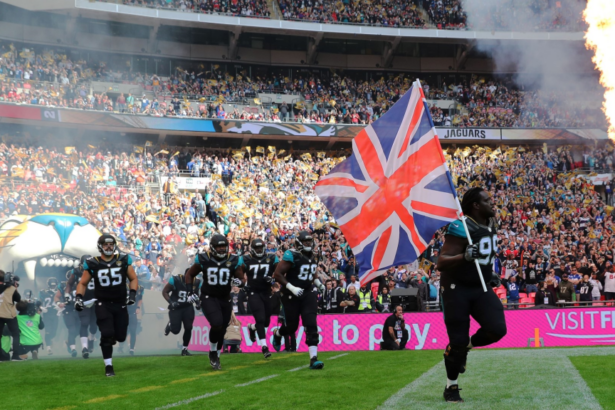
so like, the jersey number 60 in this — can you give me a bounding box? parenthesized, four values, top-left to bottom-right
(207, 267, 230, 286)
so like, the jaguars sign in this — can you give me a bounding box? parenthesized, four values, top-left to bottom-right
(0, 214, 100, 282)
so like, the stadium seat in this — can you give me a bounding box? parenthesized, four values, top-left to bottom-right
(529, 292, 536, 299)
(518, 293, 527, 299)
(519, 297, 534, 308)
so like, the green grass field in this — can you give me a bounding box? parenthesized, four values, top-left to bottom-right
(3, 346, 615, 410)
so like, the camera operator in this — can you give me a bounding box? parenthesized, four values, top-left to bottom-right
(0, 270, 22, 361)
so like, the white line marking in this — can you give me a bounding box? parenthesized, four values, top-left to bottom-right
(288, 365, 309, 372)
(378, 347, 608, 410)
(154, 390, 224, 410)
(328, 353, 349, 360)
(235, 374, 279, 387)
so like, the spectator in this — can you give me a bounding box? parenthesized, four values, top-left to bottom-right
(380, 306, 408, 351)
(340, 285, 360, 313)
(507, 275, 520, 309)
(557, 273, 576, 304)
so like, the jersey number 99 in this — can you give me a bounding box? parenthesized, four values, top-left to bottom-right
(477, 236, 498, 266)
(97, 268, 123, 287)
(207, 267, 230, 286)
(298, 264, 317, 281)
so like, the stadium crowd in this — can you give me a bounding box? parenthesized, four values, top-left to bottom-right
(121, 0, 271, 18)
(1, 137, 615, 313)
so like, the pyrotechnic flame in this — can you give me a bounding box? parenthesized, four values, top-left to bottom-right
(584, 1, 615, 139)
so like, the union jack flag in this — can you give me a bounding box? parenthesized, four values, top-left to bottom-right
(315, 81, 460, 286)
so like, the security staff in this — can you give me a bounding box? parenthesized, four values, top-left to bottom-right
(357, 286, 374, 312)
(0, 271, 22, 361)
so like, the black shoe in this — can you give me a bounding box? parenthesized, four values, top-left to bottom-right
(71, 349, 77, 358)
(82, 348, 89, 359)
(248, 326, 257, 343)
(88, 340, 95, 352)
(129, 349, 135, 356)
(105, 365, 115, 377)
(309, 356, 324, 370)
(182, 349, 192, 356)
(272, 328, 282, 352)
(209, 351, 218, 370)
(164, 322, 171, 336)
(11, 357, 24, 362)
(443, 385, 463, 403)
(262, 346, 271, 359)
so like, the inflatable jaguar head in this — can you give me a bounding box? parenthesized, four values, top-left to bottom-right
(0, 214, 100, 289)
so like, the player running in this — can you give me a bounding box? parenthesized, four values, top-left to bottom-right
(54, 277, 80, 358)
(75, 234, 139, 377)
(66, 255, 98, 359)
(185, 234, 244, 370)
(436, 187, 507, 402)
(38, 278, 59, 355)
(162, 272, 200, 356)
(272, 231, 325, 370)
(242, 238, 277, 358)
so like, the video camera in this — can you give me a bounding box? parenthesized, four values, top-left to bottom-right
(0, 272, 19, 287)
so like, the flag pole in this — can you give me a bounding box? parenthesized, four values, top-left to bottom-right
(415, 79, 488, 293)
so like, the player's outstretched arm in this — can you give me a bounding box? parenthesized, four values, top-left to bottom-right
(75, 270, 92, 298)
(232, 265, 245, 287)
(127, 265, 138, 291)
(273, 261, 292, 287)
(65, 272, 76, 296)
(436, 235, 469, 271)
(162, 283, 173, 303)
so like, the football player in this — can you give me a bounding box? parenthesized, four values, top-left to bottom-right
(75, 234, 139, 377)
(162, 272, 200, 356)
(185, 234, 244, 370)
(38, 278, 59, 355)
(66, 255, 98, 359)
(126, 284, 144, 356)
(436, 187, 507, 402)
(54, 275, 80, 358)
(272, 231, 325, 370)
(243, 238, 277, 358)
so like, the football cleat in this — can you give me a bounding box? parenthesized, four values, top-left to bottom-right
(262, 346, 271, 359)
(129, 349, 135, 356)
(181, 349, 192, 356)
(105, 365, 115, 377)
(11, 356, 24, 362)
(82, 348, 89, 359)
(47, 346, 53, 356)
(88, 340, 95, 352)
(209, 351, 219, 370)
(164, 322, 171, 336)
(443, 385, 463, 403)
(248, 326, 257, 343)
(309, 356, 324, 370)
(272, 328, 282, 352)
(71, 348, 77, 358)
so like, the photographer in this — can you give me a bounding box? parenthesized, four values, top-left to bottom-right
(0, 270, 22, 361)
(380, 305, 409, 350)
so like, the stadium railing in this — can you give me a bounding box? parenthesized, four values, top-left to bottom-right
(94, 0, 272, 19)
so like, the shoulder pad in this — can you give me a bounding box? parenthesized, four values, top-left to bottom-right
(197, 252, 210, 265)
(118, 253, 129, 262)
(446, 219, 467, 238)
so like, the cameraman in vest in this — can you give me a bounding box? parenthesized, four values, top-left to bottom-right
(0, 271, 22, 361)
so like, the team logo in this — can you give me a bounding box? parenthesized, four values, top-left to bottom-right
(117, 261, 122, 266)
(266, 258, 271, 263)
(226, 262, 232, 267)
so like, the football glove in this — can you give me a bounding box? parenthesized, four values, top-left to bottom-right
(314, 279, 325, 293)
(74, 295, 85, 312)
(286, 283, 304, 297)
(64, 293, 72, 303)
(489, 273, 501, 288)
(194, 299, 202, 310)
(231, 278, 243, 287)
(187, 292, 199, 304)
(127, 289, 137, 306)
(169, 302, 180, 310)
(464, 244, 480, 262)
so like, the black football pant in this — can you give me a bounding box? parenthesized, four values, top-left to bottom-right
(169, 305, 195, 347)
(78, 308, 98, 338)
(95, 301, 129, 359)
(441, 284, 507, 380)
(0, 318, 20, 360)
(63, 311, 80, 347)
(278, 289, 319, 347)
(42, 312, 58, 347)
(380, 329, 409, 351)
(248, 291, 272, 341)
(201, 295, 232, 350)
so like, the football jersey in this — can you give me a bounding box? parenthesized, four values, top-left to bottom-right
(38, 289, 56, 311)
(442, 217, 498, 288)
(168, 275, 193, 308)
(83, 254, 133, 303)
(242, 254, 277, 292)
(577, 282, 592, 302)
(278, 250, 318, 291)
(69, 268, 96, 301)
(194, 252, 242, 298)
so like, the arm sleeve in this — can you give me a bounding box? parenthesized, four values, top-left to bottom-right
(235, 256, 244, 270)
(282, 250, 295, 265)
(194, 255, 200, 265)
(82, 261, 89, 271)
(127, 255, 133, 265)
(274, 256, 280, 264)
(168, 276, 175, 287)
(446, 220, 467, 239)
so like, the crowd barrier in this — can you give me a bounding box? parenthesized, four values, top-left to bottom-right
(188, 307, 615, 352)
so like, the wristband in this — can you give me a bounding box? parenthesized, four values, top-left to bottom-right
(129, 289, 137, 299)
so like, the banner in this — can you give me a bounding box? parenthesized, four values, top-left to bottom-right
(159, 176, 211, 191)
(438, 128, 501, 140)
(582, 173, 614, 186)
(188, 308, 615, 352)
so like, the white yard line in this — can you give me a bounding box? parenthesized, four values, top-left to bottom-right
(288, 365, 309, 372)
(378, 347, 608, 410)
(327, 353, 349, 360)
(235, 374, 279, 387)
(154, 390, 224, 410)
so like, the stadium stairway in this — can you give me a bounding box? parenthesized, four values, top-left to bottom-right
(268, 0, 282, 19)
